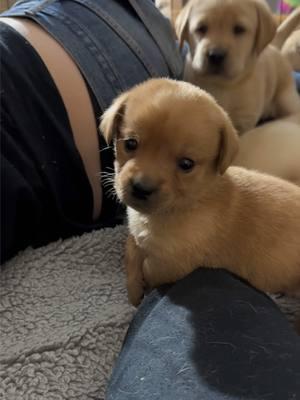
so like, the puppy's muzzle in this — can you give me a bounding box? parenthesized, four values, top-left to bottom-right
(130, 177, 158, 201)
(207, 48, 227, 71)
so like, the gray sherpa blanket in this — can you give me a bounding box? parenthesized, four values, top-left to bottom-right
(0, 225, 299, 400)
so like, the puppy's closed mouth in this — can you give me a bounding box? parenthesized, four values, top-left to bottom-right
(198, 59, 231, 79)
(208, 65, 225, 76)
(123, 194, 156, 214)
(119, 177, 160, 213)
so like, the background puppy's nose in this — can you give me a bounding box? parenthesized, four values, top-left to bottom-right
(131, 177, 157, 200)
(207, 49, 227, 66)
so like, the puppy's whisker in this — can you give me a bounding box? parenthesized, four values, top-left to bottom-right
(99, 171, 115, 178)
(100, 145, 112, 153)
(96, 171, 112, 178)
(103, 184, 115, 191)
(99, 173, 115, 187)
(102, 177, 114, 187)
(98, 173, 115, 181)
(100, 175, 114, 180)
(101, 174, 114, 180)
(100, 172, 115, 178)
(102, 182, 113, 189)
(106, 187, 119, 201)
(106, 186, 116, 195)
(101, 177, 115, 187)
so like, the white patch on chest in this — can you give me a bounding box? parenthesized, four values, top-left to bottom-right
(127, 208, 150, 248)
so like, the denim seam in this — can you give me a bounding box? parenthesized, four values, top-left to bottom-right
(128, 0, 178, 76)
(28, 0, 57, 14)
(26, 8, 125, 106)
(71, 0, 159, 77)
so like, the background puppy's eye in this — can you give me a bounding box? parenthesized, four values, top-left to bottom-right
(124, 138, 138, 152)
(178, 158, 195, 172)
(196, 24, 208, 35)
(233, 25, 246, 35)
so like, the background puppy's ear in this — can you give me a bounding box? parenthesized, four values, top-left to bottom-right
(99, 93, 128, 144)
(175, 2, 192, 49)
(253, 0, 277, 54)
(216, 115, 239, 175)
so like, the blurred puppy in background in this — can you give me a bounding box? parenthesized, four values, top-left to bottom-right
(176, 0, 300, 133)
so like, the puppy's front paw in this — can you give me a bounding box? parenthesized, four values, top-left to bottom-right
(127, 277, 145, 307)
(125, 234, 145, 307)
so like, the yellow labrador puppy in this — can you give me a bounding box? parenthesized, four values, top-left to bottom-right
(100, 78, 300, 307)
(176, 0, 300, 133)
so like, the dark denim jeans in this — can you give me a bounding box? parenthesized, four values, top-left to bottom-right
(3, 0, 183, 112)
(1, 0, 184, 262)
(107, 269, 300, 400)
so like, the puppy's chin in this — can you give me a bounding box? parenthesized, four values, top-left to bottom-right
(124, 196, 156, 214)
(115, 188, 158, 215)
(117, 185, 176, 215)
(203, 65, 240, 81)
(192, 56, 244, 81)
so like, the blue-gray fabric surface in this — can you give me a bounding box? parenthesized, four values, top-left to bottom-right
(107, 269, 300, 400)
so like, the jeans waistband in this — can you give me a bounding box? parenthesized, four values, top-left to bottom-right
(3, 0, 183, 111)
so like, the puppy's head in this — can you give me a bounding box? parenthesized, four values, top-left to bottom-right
(100, 79, 238, 214)
(176, 0, 276, 81)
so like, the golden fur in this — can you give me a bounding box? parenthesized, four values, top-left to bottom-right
(100, 78, 300, 307)
(176, 0, 300, 133)
(273, 8, 300, 72)
(233, 112, 300, 186)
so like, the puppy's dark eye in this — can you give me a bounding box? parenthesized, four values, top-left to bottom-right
(196, 24, 208, 35)
(124, 138, 138, 152)
(233, 25, 246, 35)
(178, 158, 195, 172)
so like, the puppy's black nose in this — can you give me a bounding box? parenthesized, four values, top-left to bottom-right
(207, 49, 227, 66)
(131, 178, 157, 200)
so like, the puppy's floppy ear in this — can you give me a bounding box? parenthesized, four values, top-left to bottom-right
(175, 2, 192, 49)
(99, 92, 128, 144)
(216, 114, 239, 175)
(253, 0, 277, 54)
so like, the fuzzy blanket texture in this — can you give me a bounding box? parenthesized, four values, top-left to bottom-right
(0, 225, 299, 400)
